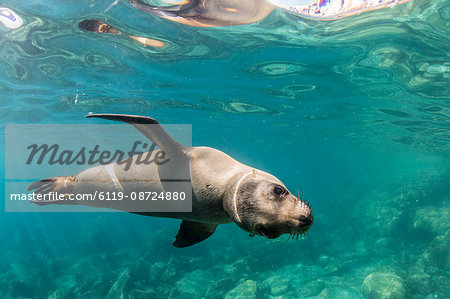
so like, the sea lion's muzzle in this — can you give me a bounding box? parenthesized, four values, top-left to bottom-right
(293, 194, 313, 234)
(299, 215, 313, 227)
(294, 214, 313, 237)
(253, 195, 314, 239)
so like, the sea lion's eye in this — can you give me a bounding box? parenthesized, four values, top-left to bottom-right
(273, 185, 286, 195)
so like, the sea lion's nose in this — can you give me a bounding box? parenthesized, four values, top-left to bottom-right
(299, 215, 312, 227)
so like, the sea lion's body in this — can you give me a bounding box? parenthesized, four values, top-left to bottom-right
(129, 0, 276, 27)
(56, 146, 249, 224)
(29, 114, 313, 247)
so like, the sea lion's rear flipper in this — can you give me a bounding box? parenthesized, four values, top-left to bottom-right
(86, 114, 191, 196)
(173, 221, 218, 248)
(85, 114, 189, 157)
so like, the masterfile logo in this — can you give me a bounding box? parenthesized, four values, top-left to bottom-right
(5, 124, 192, 213)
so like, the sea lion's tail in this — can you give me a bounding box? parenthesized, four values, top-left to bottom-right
(129, 0, 180, 18)
(27, 176, 72, 205)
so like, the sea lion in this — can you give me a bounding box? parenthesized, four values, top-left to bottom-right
(28, 114, 313, 247)
(129, 0, 276, 27)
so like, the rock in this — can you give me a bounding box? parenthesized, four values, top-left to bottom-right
(149, 262, 166, 280)
(357, 191, 403, 237)
(206, 278, 235, 298)
(70, 257, 105, 292)
(155, 286, 171, 299)
(128, 288, 157, 299)
(434, 274, 450, 297)
(223, 258, 249, 281)
(319, 286, 364, 299)
(225, 280, 258, 299)
(105, 268, 131, 299)
(317, 255, 329, 266)
(413, 206, 450, 236)
(48, 289, 74, 299)
(160, 265, 177, 281)
(407, 267, 431, 297)
(297, 279, 326, 297)
(424, 233, 449, 268)
(55, 275, 77, 291)
(9, 279, 36, 298)
(261, 276, 290, 296)
(266, 291, 297, 299)
(361, 272, 408, 299)
(81, 277, 110, 298)
(272, 264, 328, 286)
(175, 270, 214, 298)
(257, 263, 328, 297)
(9, 263, 28, 282)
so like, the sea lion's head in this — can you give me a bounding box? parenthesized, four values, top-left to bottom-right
(227, 170, 313, 239)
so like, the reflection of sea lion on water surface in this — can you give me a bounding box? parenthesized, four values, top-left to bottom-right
(129, 0, 276, 27)
(28, 114, 313, 248)
(129, 0, 412, 27)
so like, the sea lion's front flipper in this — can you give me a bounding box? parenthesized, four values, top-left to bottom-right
(173, 221, 218, 248)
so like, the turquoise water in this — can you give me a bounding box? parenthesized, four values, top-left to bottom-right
(1, 0, 449, 298)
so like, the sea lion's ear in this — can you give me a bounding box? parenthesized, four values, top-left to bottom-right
(85, 114, 189, 157)
(252, 169, 257, 178)
(173, 221, 218, 248)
